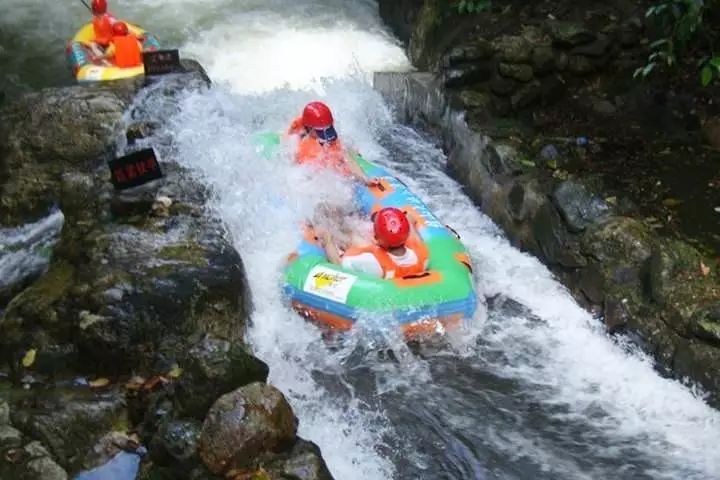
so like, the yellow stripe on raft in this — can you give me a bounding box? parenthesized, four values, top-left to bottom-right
(72, 22, 148, 82)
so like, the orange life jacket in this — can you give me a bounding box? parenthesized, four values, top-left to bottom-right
(344, 236, 429, 279)
(288, 116, 305, 136)
(295, 136, 350, 176)
(112, 34, 142, 68)
(92, 14, 114, 46)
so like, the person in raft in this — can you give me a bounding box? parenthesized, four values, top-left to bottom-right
(288, 101, 379, 186)
(90, 0, 117, 54)
(99, 22, 143, 68)
(317, 207, 429, 279)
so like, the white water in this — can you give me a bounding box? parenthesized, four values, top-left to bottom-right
(5, 0, 720, 478)
(0, 209, 64, 300)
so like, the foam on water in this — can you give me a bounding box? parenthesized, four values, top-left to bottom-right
(6, 0, 720, 478)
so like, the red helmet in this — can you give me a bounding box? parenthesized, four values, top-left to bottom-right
(91, 0, 107, 14)
(112, 21, 129, 36)
(374, 208, 410, 248)
(302, 101, 333, 129)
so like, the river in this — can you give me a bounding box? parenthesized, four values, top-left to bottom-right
(2, 1, 720, 479)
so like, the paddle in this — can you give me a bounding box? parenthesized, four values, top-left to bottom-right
(79, 0, 91, 11)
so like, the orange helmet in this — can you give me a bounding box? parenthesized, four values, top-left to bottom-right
(374, 208, 410, 248)
(112, 21, 129, 36)
(91, 0, 107, 14)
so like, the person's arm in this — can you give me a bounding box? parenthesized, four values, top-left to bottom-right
(99, 43, 116, 60)
(343, 148, 380, 186)
(317, 229, 343, 265)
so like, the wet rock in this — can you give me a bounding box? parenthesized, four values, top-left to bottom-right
(443, 62, 494, 87)
(0, 85, 132, 226)
(552, 181, 611, 232)
(507, 178, 545, 223)
(126, 121, 160, 145)
(539, 144, 559, 163)
(690, 305, 720, 345)
(150, 419, 201, 469)
(14, 441, 69, 480)
(591, 97, 617, 116)
(568, 55, 595, 75)
(445, 39, 494, 66)
(81, 431, 141, 471)
(554, 51, 569, 71)
(498, 63, 534, 83)
(571, 35, 612, 58)
(582, 217, 653, 266)
(531, 203, 586, 268)
(604, 296, 631, 333)
(0, 401, 9, 425)
(672, 340, 720, 405)
(198, 383, 297, 475)
(578, 264, 605, 304)
(457, 90, 493, 110)
(510, 80, 542, 110)
(26, 456, 69, 480)
(493, 36, 531, 64)
(538, 76, 566, 106)
(263, 439, 334, 480)
(11, 389, 126, 472)
(547, 21, 595, 48)
(648, 240, 702, 305)
(176, 336, 269, 419)
(0, 425, 23, 450)
(531, 46, 555, 75)
(490, 75, 517, 97)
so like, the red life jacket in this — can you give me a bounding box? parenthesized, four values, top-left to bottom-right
(92, 14, 114, 46)
(344, 236, 429, 279)
(112, 34, 142, 68)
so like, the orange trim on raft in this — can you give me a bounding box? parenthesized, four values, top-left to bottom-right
(392, 270, 443, 288)
(291, 301, 354, 330)
(401, 314, 463, 338)
(368, 179, 394, 199)
(454, 252, 473, 273)
(302, 224, 321, 246)
(291, 302, 463, 338)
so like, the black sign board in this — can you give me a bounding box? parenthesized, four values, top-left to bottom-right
(108, 148, 163, 190)
(142, 49, 182, 76)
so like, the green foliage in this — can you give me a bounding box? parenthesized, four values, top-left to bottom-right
(700, 56, 720, 85)
(634, 0, 719, 86)
(455, 0, 492, 14)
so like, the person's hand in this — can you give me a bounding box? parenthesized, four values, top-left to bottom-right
(366, 177, 383, 188)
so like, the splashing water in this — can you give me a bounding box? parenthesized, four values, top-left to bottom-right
(5, 0, 720, 478)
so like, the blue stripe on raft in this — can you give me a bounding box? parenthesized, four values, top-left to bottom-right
(284, 285, 477, 327)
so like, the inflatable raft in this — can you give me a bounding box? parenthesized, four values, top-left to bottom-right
(66, 22, 160, 82)
(256, 133, 478, 337)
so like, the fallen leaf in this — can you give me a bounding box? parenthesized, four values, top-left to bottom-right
(125, 376, 146, 391)
(142, 375, 169, 391)
(167, 364, 183, 379)
(662, 198, 683, 207)
(21, 349, 36, 368)
(89, 377, 110, 388)
(701, 261, 711, 276)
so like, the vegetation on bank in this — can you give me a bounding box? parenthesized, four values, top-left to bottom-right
(451, 0, 720, 86)
(636, 0, 720, 85)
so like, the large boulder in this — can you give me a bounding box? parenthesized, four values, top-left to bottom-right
(0, 84, 136, 226)
(199, 383, 298, 476)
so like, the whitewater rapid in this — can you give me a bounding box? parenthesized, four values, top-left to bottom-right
(3, 0, 720, 478)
